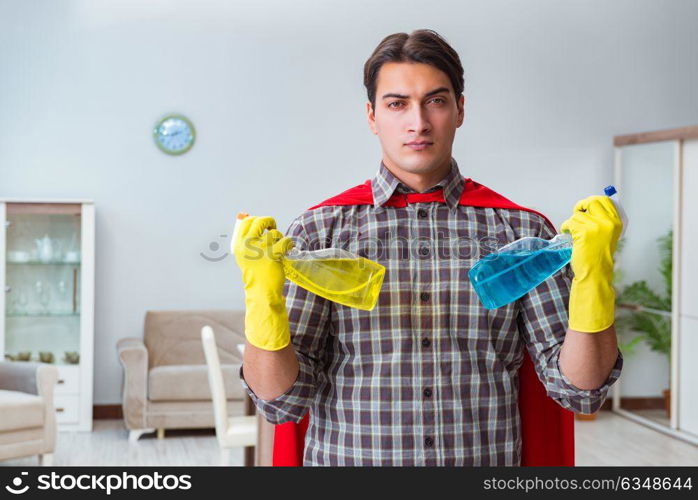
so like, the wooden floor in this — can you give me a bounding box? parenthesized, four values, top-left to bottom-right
(632, 408, 671, 427)
(574, 411, 697, 466)
(1, 411, 696, 466)
(0, 421, 244, 467)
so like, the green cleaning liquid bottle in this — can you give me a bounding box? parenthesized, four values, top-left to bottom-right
(234, 213, 386, 311)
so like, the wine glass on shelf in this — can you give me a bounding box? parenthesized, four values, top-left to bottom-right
(35, 280, 51, 315)
(56, 280, 68, 314)
(40, 283, 51, 315)
(8, 292, 17, 316)
(16, 286, 28, 316)
(33, 281, 43, 315)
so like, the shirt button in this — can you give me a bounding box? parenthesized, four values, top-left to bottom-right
(424, 437, 434, 447)
(423, 388, 433, 398)
(419, 245, 429, 256)
(421, 338, 431, 348)
(417, 209, 428, 218)
(420, 292, 430, 302)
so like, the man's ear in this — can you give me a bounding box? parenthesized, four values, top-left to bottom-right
(366, 101, 378, 135)
(456, 94, 465, 128)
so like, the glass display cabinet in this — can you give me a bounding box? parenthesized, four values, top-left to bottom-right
(0, 200, 94, 431)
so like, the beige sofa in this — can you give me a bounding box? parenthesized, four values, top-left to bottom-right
(0, 361, 59, 465)
(117, 310, 251, 442)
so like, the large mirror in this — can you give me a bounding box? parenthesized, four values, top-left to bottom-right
(613, 140, 675, 428)
(612, 126, 698, 446)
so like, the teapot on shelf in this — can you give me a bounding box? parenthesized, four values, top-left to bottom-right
(34, 234, 60, 262)
(34, 234, 54, 262)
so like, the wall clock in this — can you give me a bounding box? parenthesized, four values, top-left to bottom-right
(153, 114, 195, 155)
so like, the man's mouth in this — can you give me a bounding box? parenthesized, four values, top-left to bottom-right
(405, 141, 433, 151)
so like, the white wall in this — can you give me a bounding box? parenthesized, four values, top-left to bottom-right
(1, 0, 697, 404)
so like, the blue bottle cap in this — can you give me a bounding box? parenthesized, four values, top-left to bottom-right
(604, 185, 617, 196)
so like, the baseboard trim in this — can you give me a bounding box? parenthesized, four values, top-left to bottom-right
(599, 398, 665, 412)
(614, 397, 666, 411)
(93, 404, 123, 419)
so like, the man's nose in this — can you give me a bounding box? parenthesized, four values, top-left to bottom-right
(407, 104, 431, 133)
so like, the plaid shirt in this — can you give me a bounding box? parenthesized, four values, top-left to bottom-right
(240, 157, 623, 466)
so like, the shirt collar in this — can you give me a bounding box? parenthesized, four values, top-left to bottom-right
(371, 157, 465, 210)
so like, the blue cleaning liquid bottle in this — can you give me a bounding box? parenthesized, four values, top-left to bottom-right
(468, 185, 628, 309)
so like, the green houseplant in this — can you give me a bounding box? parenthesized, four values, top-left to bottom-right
(613, 228, 673, 417)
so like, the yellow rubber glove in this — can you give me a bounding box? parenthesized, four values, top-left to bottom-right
(232, 213, 295, 351)
(560, 195, 623, 333)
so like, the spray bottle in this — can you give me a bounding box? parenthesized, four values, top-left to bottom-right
(468, 185, 628, 309)
(233, 212, 386, 310)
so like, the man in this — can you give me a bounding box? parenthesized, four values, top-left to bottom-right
(234, 29, 623, 466)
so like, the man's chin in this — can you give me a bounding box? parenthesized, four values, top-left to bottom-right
(395, 154, 444, 174)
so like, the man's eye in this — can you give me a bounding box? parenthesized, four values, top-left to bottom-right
(388, 98, 444, 109)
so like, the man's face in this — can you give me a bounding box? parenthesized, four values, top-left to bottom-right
(367, 62, 465, 176)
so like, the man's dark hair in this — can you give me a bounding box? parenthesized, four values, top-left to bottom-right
(363, 29, 465, 112)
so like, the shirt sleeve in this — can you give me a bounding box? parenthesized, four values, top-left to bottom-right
(238, 214, 333, 424)
(516, 213, 623, 415)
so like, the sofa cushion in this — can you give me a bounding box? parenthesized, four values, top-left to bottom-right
(148, 364, 244, 402)
(144, 310, 246, 368)
(145, 400, 245, 429)
(0, 390, 45, 432)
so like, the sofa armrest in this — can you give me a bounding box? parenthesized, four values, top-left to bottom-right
(35, 364, 59, 400)
(0, 361, 45, 394)
(117, 337, 149, 429)
(117, 337, 148, 354)
(0, 361, 59, 453)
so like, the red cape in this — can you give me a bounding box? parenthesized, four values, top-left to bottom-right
(273, 177, 575, 466)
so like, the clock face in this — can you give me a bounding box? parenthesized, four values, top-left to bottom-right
(153, 115, 195, 155)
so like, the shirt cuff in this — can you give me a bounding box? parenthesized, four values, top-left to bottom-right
(553, 347, 624, 398)
(238, 359, 315, 425)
